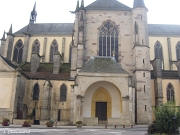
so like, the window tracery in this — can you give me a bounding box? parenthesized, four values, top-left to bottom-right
(50, 40, 58, 62)
(33, 83, 40, 100)
(60, 84, 67, 102)
(13, 40, 24, 64)
(32, 39, 40, 53)
(99, 21, 119, 61)
(166, 83, 174, 101)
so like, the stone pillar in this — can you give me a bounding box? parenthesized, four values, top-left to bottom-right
(4, 34, 14, 60)
(0, 39, 6, 56)
(53, 51, 61, 74)
(42, 38, 47, 63)
(70, 85, 75, 124)
(30, 52, 40, 73)
(167, 38, 172, 70)
(41, 79, 52, 120)
(62, 38, 65, 58)
(22, 34, 30, 62)
(175, 60, 180, 78)
(151, 58, 163, 105)
(76, 44, 84, 69)
(70, 46, 78, 78)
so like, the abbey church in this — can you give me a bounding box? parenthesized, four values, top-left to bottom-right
(0, 0, 180, 125)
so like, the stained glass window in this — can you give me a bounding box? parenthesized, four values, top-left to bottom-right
(176, 42, 180, 60)
(166, 83, 174, 101)
(60, 84, 67, 102)
(155, 41, 164, 69)
(99, 21, 119, 61)
(50, 40, 58, 63)
(13, 40, 24, 64)
(155, 41, 163, 60)
(33, 83, 40, 100)
(32, 39, 40, 53)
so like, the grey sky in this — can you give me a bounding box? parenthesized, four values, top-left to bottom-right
(0, 0, 180, 38)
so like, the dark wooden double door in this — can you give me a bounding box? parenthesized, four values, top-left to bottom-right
(95, 102, 107, 121)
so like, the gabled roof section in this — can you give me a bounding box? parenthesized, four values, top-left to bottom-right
(80, 56, 128, 74)
(148, 24, 180, 36)
(85, 0, 131, 11)
(14, 23, 74, 35)
(0, 55, 17, 69)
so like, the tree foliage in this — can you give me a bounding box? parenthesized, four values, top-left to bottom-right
(148, 101, 180, 134)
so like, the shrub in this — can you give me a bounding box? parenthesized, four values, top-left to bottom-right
(2, 118, 10, 122)
(46, 120, 54, 127)
(150, 101, 180, 134)
(22, 119, 32, 127)
(76, 121, 82, 124)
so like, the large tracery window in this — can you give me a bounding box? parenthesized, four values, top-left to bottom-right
(33, 83, 40, 100)
(176, 42, 180, 60)
(99, 21, 119, 61)
(32, 39, 40, 53)
(60, 84, 67, 102)
(166, 83, 174, 101)
(13, 40, 24, 64)
(154, 41, 164, 69)
(50, 39, 58, 63)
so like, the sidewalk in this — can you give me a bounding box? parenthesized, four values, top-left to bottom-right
(0, 124, 148, 129)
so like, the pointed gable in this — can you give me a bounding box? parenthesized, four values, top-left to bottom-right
(0, 55, 17, 71)
(85, 0, 131, 11)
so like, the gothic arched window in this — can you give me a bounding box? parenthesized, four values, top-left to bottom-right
(50, 40, 58, 63)
(176, 42, 180, 60)
(99, 21, 119, 61)
(154, 41, 164, 69)
(60, 84, 67, 102)
(13, 40, 24, 64)
(166, 83, 174, 101)
(32, 39, 40, 53)
(33, 83, 40, 100)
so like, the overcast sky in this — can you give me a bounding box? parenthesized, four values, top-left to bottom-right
(0, 0, 180, 38)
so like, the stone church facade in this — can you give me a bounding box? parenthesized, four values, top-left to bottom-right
(0, 0, 180, 125)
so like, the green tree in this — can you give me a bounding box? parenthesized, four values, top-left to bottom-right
(149, 101, 180, 134)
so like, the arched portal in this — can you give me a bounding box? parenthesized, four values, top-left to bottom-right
(82, 81, 122, 123)
(91, 87, 111, 120)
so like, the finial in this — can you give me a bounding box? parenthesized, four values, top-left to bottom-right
(30, 2, 37, 23)
(75, 0, 79, 12)
(80, 0, 85, 10)
(8, 24, 12, 34)
(1, 31, 6, 40)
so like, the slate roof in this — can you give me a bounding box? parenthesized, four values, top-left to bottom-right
(14, 23, 74, 35)
(133, 0, 146, 8)
(80, 56, 128, 74)
(20, 63, 71, 80)
(85, 0, 131, 11)
(13, 23, 180, 36)
(148, 24, 180, 36)
(0, 55, 17, 69)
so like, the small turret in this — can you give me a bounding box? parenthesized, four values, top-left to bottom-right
(80, 0, 85, 10)
(75, 0, 79, 12)
(1, 31, 6, 40)
(8, 24, 13, 35)
(133, 0, 146, 9)
(30, 2, 37, 24)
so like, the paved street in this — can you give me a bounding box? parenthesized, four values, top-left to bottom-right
(0, 128, 147, 135)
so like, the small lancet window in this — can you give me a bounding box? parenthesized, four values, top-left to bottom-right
(33, 83, 40, 100)
(32, 39, 40, 53)
(176, 42, 180, 61)
(50, 40, 58, 63)
(99, 20, 119, 61)
(60, 84, 67, 102)
(13, 40, 24, 64)
(166, 83, 174, 101)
